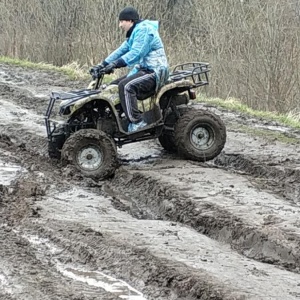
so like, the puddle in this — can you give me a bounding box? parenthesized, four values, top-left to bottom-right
(34, 93, 48, 98)
(0, 274, 9, 286)
(120, 141, 161, 158)
(254, 123, 290, 133)
(22, 233, 146, 300)
(119, 141, 162, 164)
(0, 159, 24, 185)
(0, 273, 12, 294)
(58, 266, 146, 300)
(24, 234, 61, 255)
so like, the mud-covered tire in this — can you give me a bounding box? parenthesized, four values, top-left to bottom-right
(61, 129, 118, 180)
(158, 111, 178, 153)
(159, 106, 197, 153)
(158, 134, 176, 153)
(48, 147, 61, 160)
(175, 109, 226, 161)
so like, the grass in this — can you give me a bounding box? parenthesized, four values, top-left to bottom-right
(231, 124, 299, 144)
(0, 56, 90, 80)
(197, 95, 300, 129)
(0, 56, 116, 83)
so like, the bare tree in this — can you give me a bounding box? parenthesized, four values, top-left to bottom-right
(1, 0, 300, 113)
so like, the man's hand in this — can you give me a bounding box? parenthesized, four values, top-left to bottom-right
(89, 63, 105, 76)
(103, 62, 116, 74)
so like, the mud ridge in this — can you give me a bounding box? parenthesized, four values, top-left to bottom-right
(0, 176, 48, 227)
(26, 221, 246, 300)
(0, 82, 46, 106)
(0, 162, 245, 300)
(106, 169, 300, 274)
(0, 225, 122, 300)
(0, 133, 60, 175)
(214, 153, 300, 202)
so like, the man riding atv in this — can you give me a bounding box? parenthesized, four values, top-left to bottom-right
(91, 6, 169, 132)
(45, 10, 226, 180)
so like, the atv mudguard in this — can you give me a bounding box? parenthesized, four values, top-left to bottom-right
(58, 85, 118, 117)
(99, 80, 195, 119)
(156, 80, 193, 99)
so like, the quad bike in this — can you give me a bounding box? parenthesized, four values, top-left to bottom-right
(45, 62, 226, 180)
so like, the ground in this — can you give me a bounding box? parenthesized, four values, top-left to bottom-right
(0, 63, 300, 300)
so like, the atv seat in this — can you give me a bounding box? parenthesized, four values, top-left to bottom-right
(137, 90, 156, 101)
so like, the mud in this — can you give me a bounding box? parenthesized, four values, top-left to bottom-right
(1, 62, 300, 299)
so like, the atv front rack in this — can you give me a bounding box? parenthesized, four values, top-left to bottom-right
(44, 89, 100, 139)
(169, 62, 210, 88)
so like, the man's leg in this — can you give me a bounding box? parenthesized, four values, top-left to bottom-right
(118, 70, 156, 124)
(110, 75, 127, 85)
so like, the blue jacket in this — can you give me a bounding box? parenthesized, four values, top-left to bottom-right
(105, 20, 169, 91)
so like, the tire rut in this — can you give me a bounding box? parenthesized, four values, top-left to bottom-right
(20, 221, 241, 300)
(214, 152, 300, 203)
(1, 63, 300, 299)
(105, 167, 300, 274)
(0, 225, 121, 300)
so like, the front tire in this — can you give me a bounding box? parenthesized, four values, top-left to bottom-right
(175, 109, 226, 161)
(61, 129, 118, 179)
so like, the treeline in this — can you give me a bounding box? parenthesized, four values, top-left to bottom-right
(1, 0, 300, 114)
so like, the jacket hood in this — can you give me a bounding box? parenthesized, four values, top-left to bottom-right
(139, 20, 159, 30)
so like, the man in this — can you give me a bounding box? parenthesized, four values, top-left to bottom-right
(94, 7, 169, 132)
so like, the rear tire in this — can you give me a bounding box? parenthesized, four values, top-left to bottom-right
(175, 109, 226, 161)
(158, 110, 178, 153)
(61, 129, 118, 179)
(159, 106, 196, 153)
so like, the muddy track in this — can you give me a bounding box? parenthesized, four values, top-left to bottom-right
(215, 152, 300, 203)
(105, 167, 300, 273)
(1, 63, 300, 299)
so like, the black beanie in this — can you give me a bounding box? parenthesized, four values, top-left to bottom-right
(119, 7, 139, 21)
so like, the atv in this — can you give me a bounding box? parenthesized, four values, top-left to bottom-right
(45, 62, 226, 179)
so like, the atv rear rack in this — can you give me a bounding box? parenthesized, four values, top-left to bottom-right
(169, 62, 210, 88)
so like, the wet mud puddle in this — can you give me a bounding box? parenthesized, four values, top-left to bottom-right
(59, 268, 146, 300)
(21, 233, 147, 300)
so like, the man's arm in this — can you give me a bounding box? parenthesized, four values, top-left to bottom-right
(104, 41, 129, 64)
(121, 26, 153, 66)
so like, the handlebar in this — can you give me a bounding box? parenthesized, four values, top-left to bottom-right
(90, 67, 106, 79)
(89, 65, 115, 80)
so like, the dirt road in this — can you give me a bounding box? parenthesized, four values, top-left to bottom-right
(1, 63, 300, 300)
